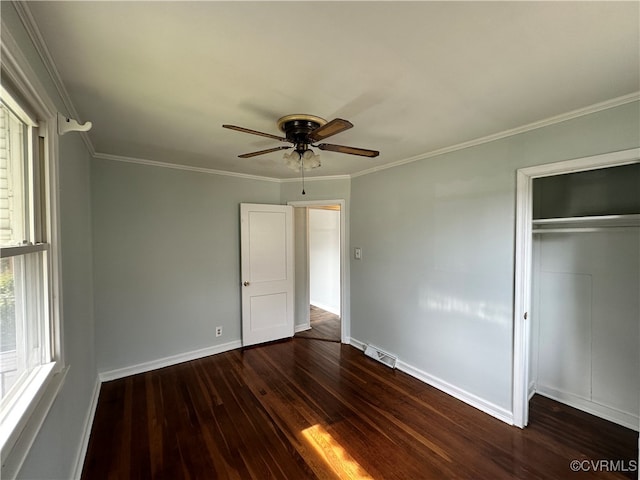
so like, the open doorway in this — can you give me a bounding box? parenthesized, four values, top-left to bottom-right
(512, 148, 640, 429)
(289, 200, 345, 343)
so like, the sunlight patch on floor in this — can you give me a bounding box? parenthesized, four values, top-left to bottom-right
(302, 424, 374, 479)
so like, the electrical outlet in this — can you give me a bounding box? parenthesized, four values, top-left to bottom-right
(215, 326, 223, 337)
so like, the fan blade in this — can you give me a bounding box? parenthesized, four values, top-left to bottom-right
(223, 124, 287, 142)
(308, 118, 353, 141)
(317, 143, 379, 157)
(238, 146, 291, 158)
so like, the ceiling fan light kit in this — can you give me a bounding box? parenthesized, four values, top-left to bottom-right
(284, 149, 321, 171)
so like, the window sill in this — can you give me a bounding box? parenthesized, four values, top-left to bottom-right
(0, 363, 68, 479)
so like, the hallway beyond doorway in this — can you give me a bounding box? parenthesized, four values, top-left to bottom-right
(295, 306, 340, 342)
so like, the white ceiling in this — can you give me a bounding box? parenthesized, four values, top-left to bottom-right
(24, 1, 640, 179)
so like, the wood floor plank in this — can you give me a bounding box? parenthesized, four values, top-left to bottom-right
(82, 339, 638, 479)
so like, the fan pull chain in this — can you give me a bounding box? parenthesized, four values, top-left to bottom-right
(300, 155, 306, 195)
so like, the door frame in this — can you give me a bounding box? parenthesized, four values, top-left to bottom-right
(512, 147, 640, 428)
(288, 199, 348, 343)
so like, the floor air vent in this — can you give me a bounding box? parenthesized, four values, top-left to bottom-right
(364, 344, 397, 369)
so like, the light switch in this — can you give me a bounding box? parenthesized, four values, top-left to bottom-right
(354, 247, 362, 260)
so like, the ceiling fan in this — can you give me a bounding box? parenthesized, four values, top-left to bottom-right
(222, 114, 380, 162)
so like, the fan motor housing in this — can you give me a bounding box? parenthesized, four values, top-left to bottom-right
(277, 114, 327, 146)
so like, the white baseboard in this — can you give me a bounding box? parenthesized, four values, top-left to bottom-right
(528, 381, 536, 401)
(397, 361, 514, 425)
(350, 337, 513, 426)
(71, 376, 101, 479)
(310, 301, 340, 316)
(349, 338, 366, 351)
(98, 340, 242, 382)
(295, 323, 311, 333)
(535, 385, 639, 431)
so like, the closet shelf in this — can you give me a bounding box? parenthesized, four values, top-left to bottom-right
(532, 214, 640, 233)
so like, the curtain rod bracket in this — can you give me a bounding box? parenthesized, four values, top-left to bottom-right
(57, 112, 92, 135)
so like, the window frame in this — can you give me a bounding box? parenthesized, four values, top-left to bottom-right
(1, 24, 66, 479)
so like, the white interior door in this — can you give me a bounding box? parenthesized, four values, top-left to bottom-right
(240, 203, 294, 347)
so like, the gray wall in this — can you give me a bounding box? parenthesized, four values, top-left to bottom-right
(280, 177, 351, 206)
(350, 101, 640, 412)
(91, 160, 280, 372)
(2, 4, 98, 479)
(91, 169, 350, 373)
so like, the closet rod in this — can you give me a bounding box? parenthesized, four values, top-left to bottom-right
(532, 214, 640, 226)
(533, 226, 639, 234)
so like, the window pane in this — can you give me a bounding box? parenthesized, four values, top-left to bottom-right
(0, 253, 46, 403)
(0, 102, 28, 247)
(1, 256, 20, 399)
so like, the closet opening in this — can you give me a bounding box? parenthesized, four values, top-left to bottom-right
(513, 148, 640, 432)
(529, 163, 639, 430)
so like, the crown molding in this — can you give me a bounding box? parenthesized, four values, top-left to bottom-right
(12, 1, 96, 156)
(93, 151, 351, 183)
(0, 20, 57, 119)
(351, 92, 640, 178)
(93, 152, 282, 183)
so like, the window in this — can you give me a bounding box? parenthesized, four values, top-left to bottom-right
(0, 84, 63, 473)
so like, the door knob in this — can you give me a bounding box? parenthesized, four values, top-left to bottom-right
(243, 281, 250, 287)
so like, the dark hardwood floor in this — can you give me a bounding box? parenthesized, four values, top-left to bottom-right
(294, 306, 341, 342)
(82, 339, 638, 479)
